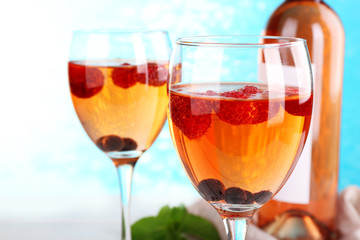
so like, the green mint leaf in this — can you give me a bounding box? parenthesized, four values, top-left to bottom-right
(132, 205, 220, 240)
(180, 213, 221, 240)
(131, 216, 168, 240)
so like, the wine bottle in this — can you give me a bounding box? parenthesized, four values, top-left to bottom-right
(257, 0, 344, 239)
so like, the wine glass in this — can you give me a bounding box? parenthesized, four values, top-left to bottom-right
(68, 29, 171, 239)
(168, 35, 313, 240)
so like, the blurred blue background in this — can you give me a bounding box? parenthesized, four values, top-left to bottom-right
(0, 0, 358, 223)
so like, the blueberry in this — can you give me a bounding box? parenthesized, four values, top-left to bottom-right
(224, 187, 254, 204)
(96, 135, 125, 152)
(197, 179, 225, 201)
(253, 190, 273, 204)
(122, 138, 138, 151)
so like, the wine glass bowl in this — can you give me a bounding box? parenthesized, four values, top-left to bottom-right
(69, 59, 169, 164)
(168, 36, 313, 239)
(68, 29, 171, 239)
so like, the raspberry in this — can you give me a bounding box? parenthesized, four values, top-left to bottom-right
(112, 63, 141, 89)
(224, 187, 254, 204)
(221, 90, 247, 99)
(122, 138, 138, 151)
(253, 190, 273, 204)
(221, 86, 262, 99)
(170, 94, 213, 139)
(96, 135, 125, 152)
(285, 94, 313, 116)
(241, 85, 263, 95)
(197, 179, 225, 201)
(217, 87, 280, 125)
(137, 62, 168, 86)
(68, 62, 104, 98)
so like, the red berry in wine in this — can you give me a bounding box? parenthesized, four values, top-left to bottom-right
(220, 90, 247, 99)
(112, 63, 141, 89)
(285, 94, 313, 116)
(197, 179, 225, 201)
(217, 86, 280, 125)
(253, 190, 273, 204)
(241, 85, 263, 95)
(170, 94, 213, 140)
(69, 62, 104, 98)
(137, 62, 168, 86)
(96, 135, 125, 152)
(224, 187, 254, 204)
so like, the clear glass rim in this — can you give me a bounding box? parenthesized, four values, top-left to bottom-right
(73, 28, 168, 35)
(176, 35, 306, 48)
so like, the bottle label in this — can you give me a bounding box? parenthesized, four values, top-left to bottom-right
(273, 63, 316, 204)
(258, 62, 315, 204)
(274, 128, 312, 204)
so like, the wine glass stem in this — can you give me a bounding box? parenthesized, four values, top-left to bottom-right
(223, 217, 250, 240)
(116, 163, 135, 240)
